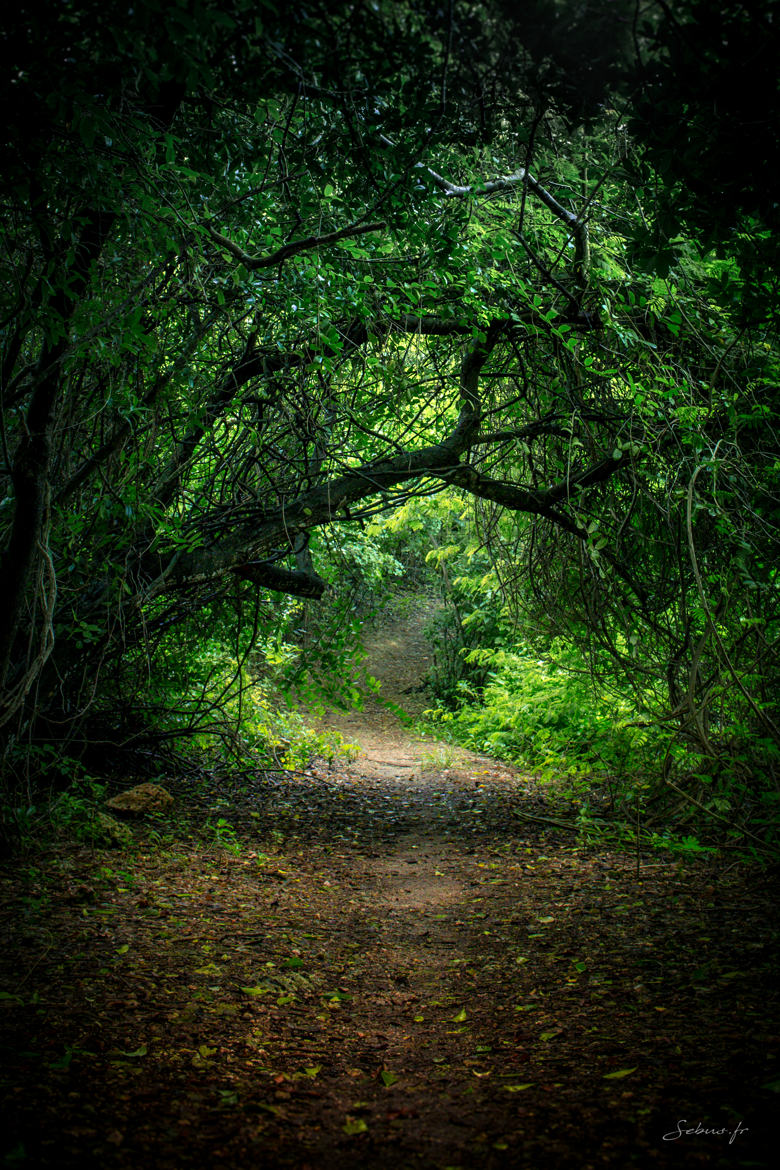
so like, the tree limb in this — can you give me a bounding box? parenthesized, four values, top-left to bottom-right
(209, 220, 386, 270)
(232, 560, 327, 599)
(139, 327, 631, 602)
(437, 453, 624, 518)
(142, 324, 503, 596)
(419, 164, 589, 279)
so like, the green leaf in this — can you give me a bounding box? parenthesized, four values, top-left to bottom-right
(503, 1083, 534, 1092)
(241, 985, 270, 997)
(452, 1007, 467, 1022)
(381, 1070, 399, 1086)
(323, 989, 351, 1002)
(602, 1067, 637, 1080)
(343, 1117, 369, 1135)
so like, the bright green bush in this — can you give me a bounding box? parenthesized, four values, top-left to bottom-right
(424, 641, 649, 784)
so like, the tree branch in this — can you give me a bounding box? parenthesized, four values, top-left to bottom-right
(139, 326, 630, 603)
(209, 220, 386, 270)
(437, 453, 624, 517)
(142, 325, 503, 596)
(419, 164, 590, 283)
(232, 560, 327, 599)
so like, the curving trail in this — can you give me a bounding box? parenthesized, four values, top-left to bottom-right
(0, 598, 777, 1168)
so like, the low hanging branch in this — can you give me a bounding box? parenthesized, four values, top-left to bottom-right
(232, 560, 327, 599)
(208, 220, 386, 270)
(138, 322, 628, 604)
(149, 440, 627, 602)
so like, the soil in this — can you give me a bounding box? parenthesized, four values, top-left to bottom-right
(1, 597, 779, 1169)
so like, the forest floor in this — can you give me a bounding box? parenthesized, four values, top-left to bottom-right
(1, 596, 779, 1169)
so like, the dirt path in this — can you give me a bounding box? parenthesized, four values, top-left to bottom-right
(311, 595, 517, 783)
(312, 594, 457, 772)
(1, 600, 778, 1168)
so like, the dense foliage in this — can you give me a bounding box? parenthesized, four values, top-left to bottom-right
(0, 1, 778, 852)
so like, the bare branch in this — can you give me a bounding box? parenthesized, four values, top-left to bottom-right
(232, 560, 327, 599)
(439, 453, 625, 515)
(419, 164, 589, 282)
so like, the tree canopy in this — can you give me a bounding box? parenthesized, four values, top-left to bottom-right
(1, 1, 778, 846)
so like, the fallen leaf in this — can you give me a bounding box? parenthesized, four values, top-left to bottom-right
(343, 1117, 369, 1135)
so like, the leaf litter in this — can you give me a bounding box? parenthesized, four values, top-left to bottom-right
(1, 602, 778, 1168)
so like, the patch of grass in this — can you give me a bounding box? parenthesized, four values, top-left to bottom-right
(418, 745, 459, 772)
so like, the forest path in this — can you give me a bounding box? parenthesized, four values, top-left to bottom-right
(310, 592, 478, 779)
(1, 599, 777, 1168)
(309, 590, 528, 797)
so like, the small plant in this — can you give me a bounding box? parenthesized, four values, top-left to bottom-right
(208, 817, 242, 856)
(51, 778, 109, 844)
(0, 803, 39, 856)
(419, 745, 458, 772)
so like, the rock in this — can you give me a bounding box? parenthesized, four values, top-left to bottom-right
(106, 783, 174, 815)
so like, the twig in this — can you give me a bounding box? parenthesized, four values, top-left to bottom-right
(511, 810, 579, 831)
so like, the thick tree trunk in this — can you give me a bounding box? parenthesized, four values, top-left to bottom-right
(0, 211, 113, 697)
(0, 81, 183, 719)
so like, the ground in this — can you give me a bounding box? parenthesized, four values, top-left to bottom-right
(1, 598, 778, 1168)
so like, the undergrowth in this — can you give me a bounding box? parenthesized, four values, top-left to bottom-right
(420, 636, 780, 864)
